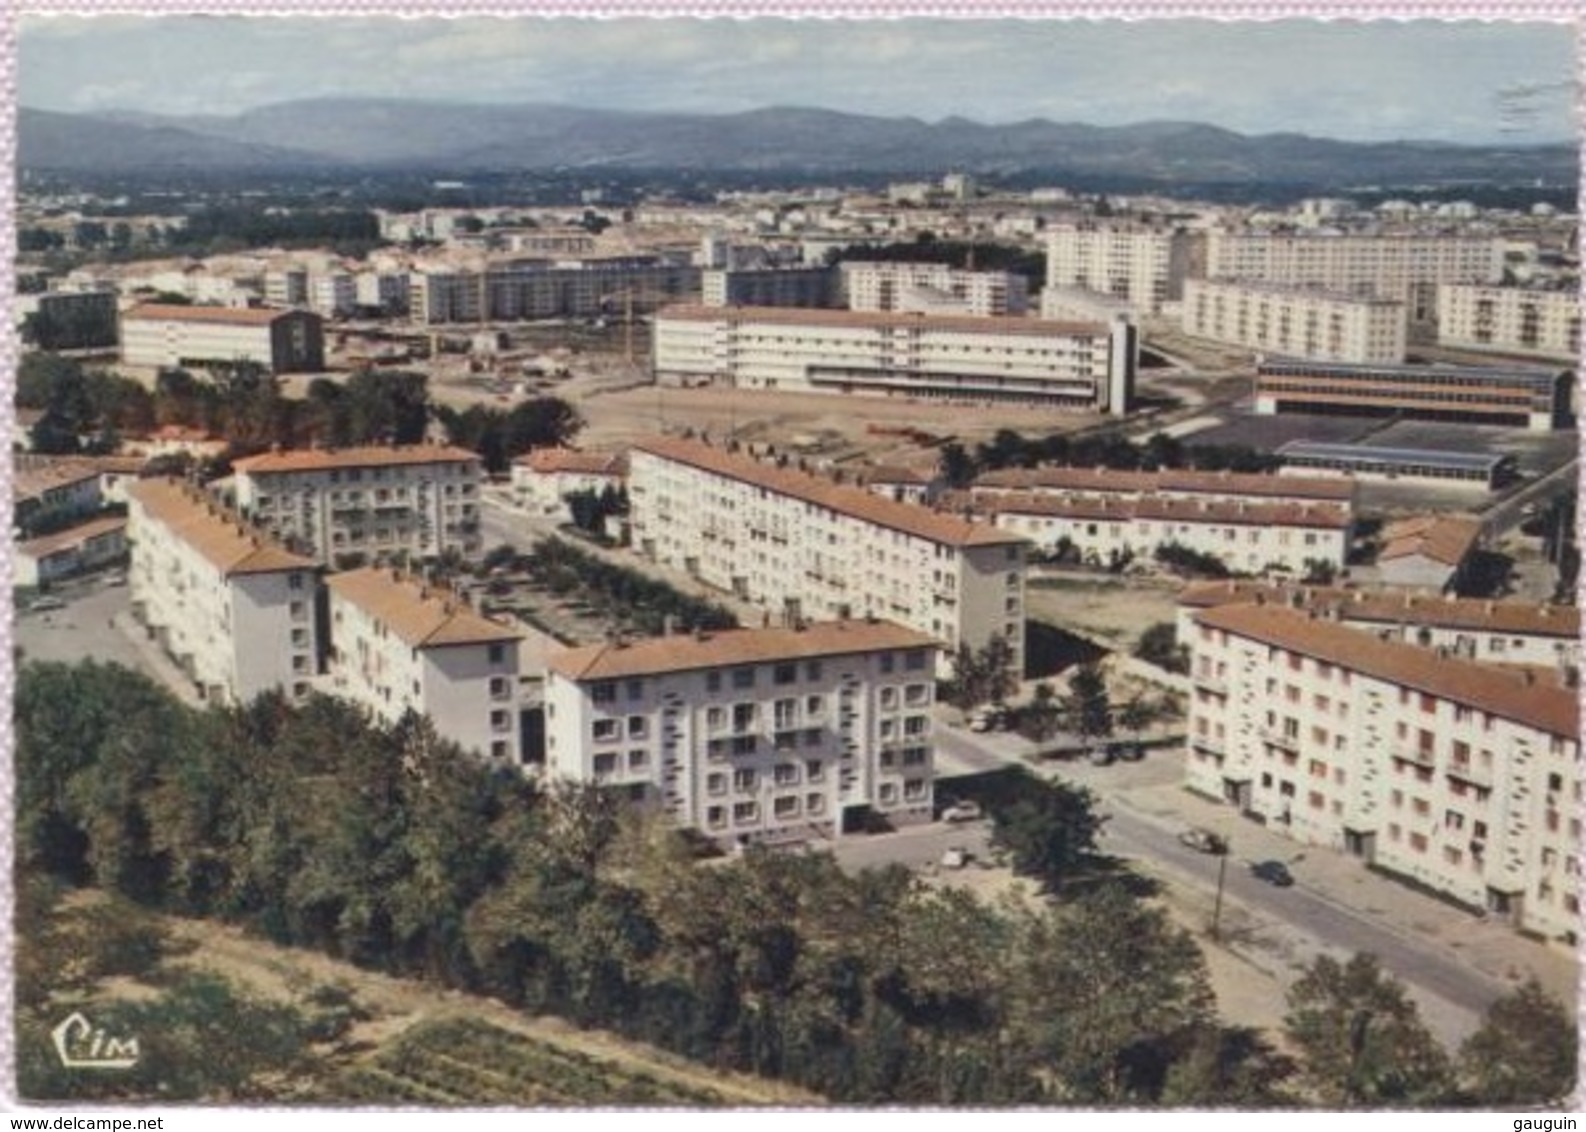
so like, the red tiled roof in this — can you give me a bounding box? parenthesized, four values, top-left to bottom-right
(1195, 602, 1578, 739)
(548, 619, 937, 682)
(127, 478, 317, 577)
(1379, 516, 1482, 566)
(983, 492, 1353, 530)
(632, 436, 1024, 549)
(232, 444, 481, 475)
(974, 465, 1355, 503)
(16, 515, 127, 560)
(514, 448, 628, 476)
(326, 567, 522, 649)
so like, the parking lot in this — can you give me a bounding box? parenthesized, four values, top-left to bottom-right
(14, 577, 137, 669)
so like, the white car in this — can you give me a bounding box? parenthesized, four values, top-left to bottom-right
(941, 800, 984, 824)
(940, 847, 970, 870)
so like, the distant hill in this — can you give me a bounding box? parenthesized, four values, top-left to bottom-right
(19, 100, 1577, 188)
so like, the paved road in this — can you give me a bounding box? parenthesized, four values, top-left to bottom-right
(1480, 456, 1578, 539)
(1098, 803, 1509, 1020)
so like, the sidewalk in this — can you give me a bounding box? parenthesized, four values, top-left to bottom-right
(109, 610, 203, 709)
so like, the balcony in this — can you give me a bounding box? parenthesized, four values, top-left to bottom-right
(1190, 734, 1226, 756)
(1259, 727, 1300, 753)
(1445, 760, 1492, 788)
(1192, 671, 1228, 695)
(1391, 745, 1436, 769)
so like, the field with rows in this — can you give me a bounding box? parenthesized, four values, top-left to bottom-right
(333, 1017, 736, 1106)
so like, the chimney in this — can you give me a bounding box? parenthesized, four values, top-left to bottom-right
(1560, 664, 1579, 690)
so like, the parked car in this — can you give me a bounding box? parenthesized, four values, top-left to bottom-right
(26, 596, 65, 613)
(940, 846, 970, 870)
(941, 800, 984, 824)
(966, 706, 1008, 733)
(1087, 745, 1114, 767)
(1178, 827, 1227, 855)
(1250, 860, 1295, 887)
(1112, 742, 1146, 762)
(102, 571, 128, 588)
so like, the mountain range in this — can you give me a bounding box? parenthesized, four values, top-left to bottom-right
(19, 99, 1577, 188)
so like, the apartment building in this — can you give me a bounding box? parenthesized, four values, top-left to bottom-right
(1045, 224, 1199, 314)
(409, 261, 702, 326)
(16, 289, 120, 350)
(1038, 286, 1137, 324)
(1204, 231, 1505, 323)
(628, 436, 1027, 676)
(15, 515, 127, 589)
(1176, 581, 1580, 668)
(1181, 280, 1407, 364)
(1185, 600, 1579, 940)
(1377, 515, 1483, 592)
(232, 444, 484, 565)
(324, 567, 524, 763)
(971, 466, 1357, 509)
(1254, 358, 1569, 431)
(982, 494, 1350, 575)
(544, 620, 939, 846)
(127, 478, 321, 706)
(510, 448, 629, 517)
(701, 267, 837, 309)
(1436, 285, 1581, 361)
(838, 262, 1030, 316)
(652, 305, 1136, 414)
(120, 304, 326, 374)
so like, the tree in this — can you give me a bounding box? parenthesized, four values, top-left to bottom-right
(1457, 978, 1577, 1106)
(1134, 621, 1189, 674)
(987, 776, 1104, 895)
(1284, 953, 1453, 1106)
(1016, 682, 1063, 742)
(941, 635, 1017, 712)
(1302, 558, 1338, 585)
(938, 442, 976, 489)
(1062, 662, 1113, 743)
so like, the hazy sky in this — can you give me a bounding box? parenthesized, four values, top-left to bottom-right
(16, 15, 1579, 143)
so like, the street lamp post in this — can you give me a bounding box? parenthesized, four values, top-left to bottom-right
(1210, 840, 1230, 941)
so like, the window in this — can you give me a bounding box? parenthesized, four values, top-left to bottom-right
(593, 753, 617, 775)
(733, 802, 759, 824)
(880, 686, 898, 710)
(733, 736, 757, 756)
(706, 706, 726, 732)
(706, 671, 722, 693)
(774, 698, 797, 729)
(805, 694, 824, 716)
(592, 720, 618, 742)
(773, 795, 799, 818)
(774, 663, 797, 685)
(732, 703, 756, 732)
(805, 660, 823, 681)
(707, 772, 727, 796)
(880, 653, 896, 675)
(879, 783, 898, 804)
(288, 572, 304, 591)
(805, 760, 824, 782)
(290, 600, 307, 621)
(806, 793, 825, 815)
(904, 778, 928, 801)
(803, 728, 822, 747)
(489, 676, 511, 701)
(733, 768, 758, 791)
(627, 716, 647, 738)
(626, 679, 644, 701)
(706, 805, 726, 829)
(292, 655, 311, 674)
(732, 667, 756, 689)
(490, 710, 510, 733)
(903, 715, 928, 737)
(774, 763, 799, 786)
(628, 749, 648, 770)
(490, 740, 509, 760)
(591, 682, 617, 704)
(488, 644, 506, 664)
(905, 650, 927, 671)
(291, 628, 309, 647)
(905, 683, 930, 706)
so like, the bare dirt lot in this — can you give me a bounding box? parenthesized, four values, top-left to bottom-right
(1023, 571, 1185, 651)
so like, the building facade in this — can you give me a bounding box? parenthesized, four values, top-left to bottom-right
(410, 262, 702, 325)
(16, 289, 120, 351)
(1181, 280, 1407, 364)
(1205, 231, 1505, 323)
(652, 305, 1136, 414)
(1436, 285, 1581, 361)
(1254, 359, 1569, 431)
(701, 267, 838, 309)
(1185, 600, 1579, 941)
(324, 567, 525, 763)
(120, 304, 326, 374)
(838, 262, 1030, 316)
(628, 436, 1027, 676)
(127, 478, 321, 706)
(1045, 225, 1198, 314)
(510, 448, 629, 517)
(544, 620, 939, 846)
(232, 445, 484, 566)
(971, 465, 1357, 509)
(15, 515, 127, 588)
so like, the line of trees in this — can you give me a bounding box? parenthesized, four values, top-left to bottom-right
(16, 659, 1573, 1106)
(939, 428, 1282, 489)
(518, 537, 739, 636)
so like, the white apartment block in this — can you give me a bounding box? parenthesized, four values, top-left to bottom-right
(971, 466, 1357, 510)
(410, 262, 701, 326)
(1038, 286, 1137, 324)
(1185, 601, 1580, 941)
(510, 448, 628, 517)
(544, 620, 939, 846)
(1045, 225, 1198, 314)
(309, 273, 358, 318)
(629, 436, 1028, 677)
(1181, 280, 1407, 364)
(325, 567, 524, 763)
(983, 495, 1351, 576)
(838, 262, 1030, 316)
(1176, 581, 1581, 669)
(1205, 231, 1505, 323)
(652, 305, 1135, 415)
(120, 304, 326, 374)
(127, 478, 321, 706)
(1436, 285, 1581, 361)
(232, 445, 484, 566)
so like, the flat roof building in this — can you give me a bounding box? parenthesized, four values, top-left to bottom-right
(1254, 358, 1569, 431)
(120, 303, 325, 374)
(1276, 441, 1517, 490)
(653, 304, 1136, 415)
(1437, 284, 1581, 362)
(1181, 279, 1407, 364)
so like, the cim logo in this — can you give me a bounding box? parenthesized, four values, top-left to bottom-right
(51, 1012, 140, 1070)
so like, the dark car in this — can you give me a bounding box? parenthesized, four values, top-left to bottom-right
(1250, 860, 1294, 887)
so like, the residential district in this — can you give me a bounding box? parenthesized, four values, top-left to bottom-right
(13, 173, 1581, 1105)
